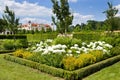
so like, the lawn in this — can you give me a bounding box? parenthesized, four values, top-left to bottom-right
(1, 53, 120, 80)
(0, 54, 64, 80)
(84, 61, 120, 80)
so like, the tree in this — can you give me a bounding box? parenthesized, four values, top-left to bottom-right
(0, 19, 7, 33)
(103, 2, 118, 31)
(2, 6, 19, 34)
(51, 0, 73, 34)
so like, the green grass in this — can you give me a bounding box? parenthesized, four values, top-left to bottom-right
(84, 61, 120, 80)
(0, 54, 64, 80)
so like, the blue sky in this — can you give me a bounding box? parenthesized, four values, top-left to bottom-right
(0, 0, 120, 25)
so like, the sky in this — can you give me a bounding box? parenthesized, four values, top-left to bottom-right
(0, 0, 120, 25)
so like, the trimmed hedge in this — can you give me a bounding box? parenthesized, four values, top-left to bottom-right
(4, 54, 120, 80)
(27, 33, 58, 42)
(73, 32, 103, 42)
(0, 35, 27, 39)
(0, 50, 15, 54)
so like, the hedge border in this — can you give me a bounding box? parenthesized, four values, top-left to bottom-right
(0, 35, 27, 39)
(0, 50, 15, 54)
(4, 54, 120, 80)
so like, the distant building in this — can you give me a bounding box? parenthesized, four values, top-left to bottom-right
(18, 21, 52, 31)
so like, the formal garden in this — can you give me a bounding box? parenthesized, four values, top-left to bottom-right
(0, 0, 120, 80)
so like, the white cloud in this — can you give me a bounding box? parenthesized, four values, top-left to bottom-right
(115, 4, 120, 17)
(20, 17, 51, 24)
(0, 0, 94, 26)
(0, 0, 52, 24)
(73, 12, 95, 25)
(68, 0, 78, 3)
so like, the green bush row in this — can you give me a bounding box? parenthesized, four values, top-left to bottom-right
(73, 32, 120, 42)
(27, 33, 58, 42)
(73, 32, 103, 42)
(0, 39, 28, 50)
(0, 50, 14, 54)
(4, 54, 120, 80)
(0, 35, 27, 39)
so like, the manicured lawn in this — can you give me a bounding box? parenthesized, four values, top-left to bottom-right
(0, 54, 64, 80)
(84, 61, 120, 80)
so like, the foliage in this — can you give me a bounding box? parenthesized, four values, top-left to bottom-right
(51, 0, 73, 33)
(103, 2, 118, 31)
(110, 46, 120, 56)
(89, 50, 104, 62)
(1, 39, 28, 50)
(73, 32, 102, 42)
(0, 35, 27, 39)
(53, 36, 71, 45)
(13, 49, 32, 58)
(2, 40, 15, 50)
(62, 56, 76, 71)
(27, 33, 58, 42)
(29, 53, 64, 68)
(2, 6, 19, 34)
(78, 54, 96, 66)
(71, 38, 82, 47)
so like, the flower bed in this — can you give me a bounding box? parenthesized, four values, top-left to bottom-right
(4, 36, 120, 79)
(4, 54, 120, 80)
(24, 37, 114, 70)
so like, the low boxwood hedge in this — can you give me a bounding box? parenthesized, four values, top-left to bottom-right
(0, 50, 15, 54)
(4, 54, 120, 80)
(0, 35, 27, 39)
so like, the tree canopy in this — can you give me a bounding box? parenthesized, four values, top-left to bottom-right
(51, 0, 73, 34)
(2, 6, 19, 34)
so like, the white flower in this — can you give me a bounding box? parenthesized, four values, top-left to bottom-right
(46, 39, 53, 43)
(66, 54, 73, 56)
(62, 45, 67, 49)
(68, 50, 72, 54)
(42, 50, 49, 55)
(104, 44, 113, 48)
(76, 51, 80, 54)
(52, 49, 65, 54)
(96, 46, 103, 50)
(82, 42, 86, 46)
(47, 46, 54, 52)
(74, 44, 79, 47)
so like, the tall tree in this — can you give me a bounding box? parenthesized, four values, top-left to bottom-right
(0, 19, 7, 33)
(2, 6, 19, 34)
(51, 0, 73, 34)
(103, 2, 118, 31)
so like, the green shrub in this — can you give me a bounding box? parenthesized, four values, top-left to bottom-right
(89, 50, 104, 62)
(71, 38, 82, 47)
(110, 46, 120, 56)
(53, 36, 71, 46)
(2, 39, 28, 50)
(0, 35, 26, 39)
(62, 56, 76, 71)
(3, 40, 15, 50)
(100, 37, 114, 46)
(78, 54, 96, 66)
(27, 33, 58, 42)
(29, 53, 64, 68)
(13, 49, 32, 58)
(73, 32, 102, 42)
